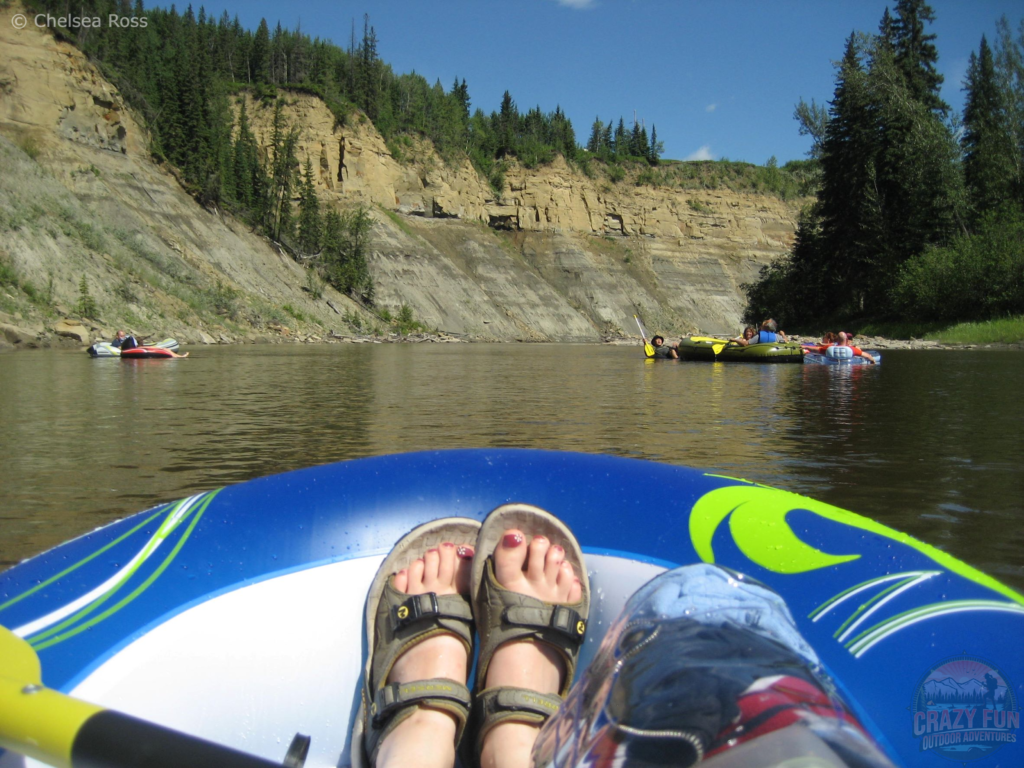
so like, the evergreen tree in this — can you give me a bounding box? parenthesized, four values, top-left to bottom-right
(320, 207, 373, 301)
(232, 100, 258, 210)
(869, 36, 965, 295)
(993, 17, 1024, 210)
(357, 15, 380, 120)
(878, 8, 896, 51)
(251, 19, 270, 84)
(614, 118, 628, 158)
(648, 124, 663, 164)
(496, 91, 518, 158)
(298, 157, 322, 254)
(963, 35, 1015, 219)
(267, 100, 299, 241)
(815, 35, 880, 306)
(890, 0, 948, 113)
(587, 117, 604, 154)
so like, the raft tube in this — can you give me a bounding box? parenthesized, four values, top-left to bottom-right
(87, 339, 180, 358)
(804, 350, 882, 365)
(678, 337, 805, 363)
(1, 449, 1021, 768)
(119, 346, 179, 360)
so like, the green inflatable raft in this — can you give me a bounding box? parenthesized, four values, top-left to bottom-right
(677, 337, 804, 363)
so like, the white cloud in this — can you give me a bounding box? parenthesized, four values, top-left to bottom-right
(705, 103, 717, 113)
(686, 146, 715, 161)
(556, 0, 596, 8)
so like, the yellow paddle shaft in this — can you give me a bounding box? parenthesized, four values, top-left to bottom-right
(0, 676, 102, 768)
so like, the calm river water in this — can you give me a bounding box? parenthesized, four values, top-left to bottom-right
(1, 344, 1021, 591)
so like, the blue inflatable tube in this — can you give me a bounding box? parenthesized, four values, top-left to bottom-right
(1, 450, 1021, 767)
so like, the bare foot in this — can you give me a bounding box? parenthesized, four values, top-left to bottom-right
(375, 542, 474, 768)
(480, 530, 583, 768)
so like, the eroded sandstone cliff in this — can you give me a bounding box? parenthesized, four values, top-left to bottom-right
(0, 1, 805, 350)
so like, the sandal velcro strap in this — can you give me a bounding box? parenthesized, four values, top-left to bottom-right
(504, 604, 586, 642)
(489, 687, 563, 718)
(389, 591, 473, 631)
(371, 678, 472, 727)
(473, 686, 565, 752)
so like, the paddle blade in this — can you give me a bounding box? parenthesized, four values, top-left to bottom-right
(644, 342, 655, 357)
(688, 336, 728, 355)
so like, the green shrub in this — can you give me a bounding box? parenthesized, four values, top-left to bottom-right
(343, 309, 363, 330)
(489, 162, 507, 196)
(607, 164, 625, 183)
(0, 254, 17, 286)
(635, 169, 659, 187)
(305, 268, 325, 300)
(394, 304, 425, 335)
(207, 280, 239, 317)
(282, 303, 306, 322)
(894, 213, 1024, 321)
(15, 133, 40, 160)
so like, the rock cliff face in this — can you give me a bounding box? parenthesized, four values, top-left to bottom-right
(0, 2, 804, 348)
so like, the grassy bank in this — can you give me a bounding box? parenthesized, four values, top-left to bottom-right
(856, 316, 1024, 344)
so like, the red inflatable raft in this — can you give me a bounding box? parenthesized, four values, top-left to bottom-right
(119, 346, 178, 359)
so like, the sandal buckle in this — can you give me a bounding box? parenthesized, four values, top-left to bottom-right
(371, 682, 401, 726)
(550, 605, 586, 639)
(391, 592, 440, 630)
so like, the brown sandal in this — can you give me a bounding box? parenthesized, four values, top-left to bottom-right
(468, 503, 590, 756)
(351, 517, 481, 767)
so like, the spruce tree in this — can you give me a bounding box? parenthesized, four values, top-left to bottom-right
(812, 35, 878, 310)
(587, 117, 604, 154)
(614, 118, 627, 158)
(298, 157, 322, 254)
(648, 125, 663, 164)
(251, 19, 270, 84)
(992, 17, 1024, 211)
(963, 35, 1015, 219)
(496, 91, 518, 158)
(890, 0, 948, 114)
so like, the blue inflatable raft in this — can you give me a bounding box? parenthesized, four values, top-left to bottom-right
(1, 450, 1020, 768)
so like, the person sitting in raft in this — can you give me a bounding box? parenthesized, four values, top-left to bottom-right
(356, 507, 897, 768)
(111, 330, 139, 350)
(649, 335, 679, 359)
(803, 331, 835, 348)
(838, 332, 876, 363)
(735, 319, 789, 346)
(731, 326, 756, 344)
(803, 332, 876, 363)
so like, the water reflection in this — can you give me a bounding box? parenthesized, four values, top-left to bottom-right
(0, 345, 1021, 590)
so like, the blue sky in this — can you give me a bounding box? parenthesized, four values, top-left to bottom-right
(176, 0, 1021, 165)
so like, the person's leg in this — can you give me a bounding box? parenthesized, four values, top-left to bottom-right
(375, 542, 474, 768)
(478, 531, 583, 768)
